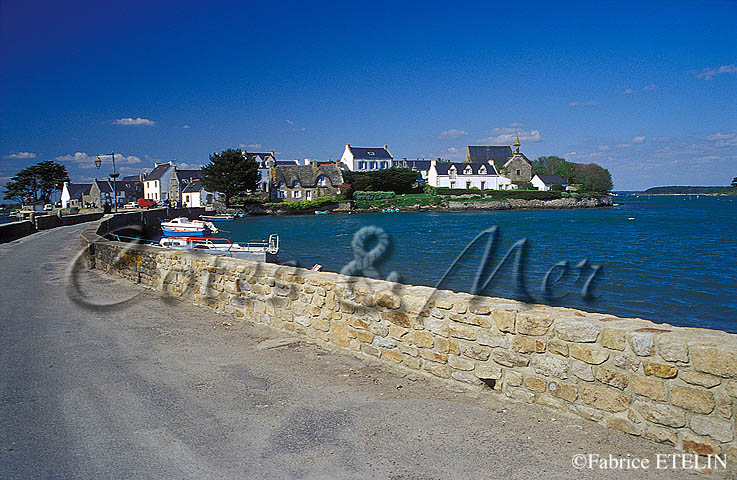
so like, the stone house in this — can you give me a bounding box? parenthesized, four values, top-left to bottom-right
(339, 144, 393, 171)
(88, 179, 142, 207)
(271, 163, 344, 201)
(465, 136, 533, 183)
(182, 180, 214, 208)
(60, 182, 92, 208)
(168, 168, 202, 206)
(427, 160, 514, 190)
(391, 159, 432, 180)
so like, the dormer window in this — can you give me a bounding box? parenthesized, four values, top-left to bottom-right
(464, 166, 473, 175)
(479, 166, 487, 175)
(367, 151, 375, 156)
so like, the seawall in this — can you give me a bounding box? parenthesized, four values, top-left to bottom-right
(81, 213, 737, 462)
(0, 212, 103, 244)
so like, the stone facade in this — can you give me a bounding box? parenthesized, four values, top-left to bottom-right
(82, 217, 737, 462)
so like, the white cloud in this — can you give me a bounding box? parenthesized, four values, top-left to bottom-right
(706, 131, 737, 146)
(176, 162, 203, 170)
(3, 151, 37, 159)
(632, 136, 646, 144)
(114, 117, 156, 126)
(569, 100, 598, 107)
(182, 124, 191, 129)
(285, 120, 294, 125)
(624, 88, 633, 94)
(477, 126, 542, 144)
(643, 84, 657, 91)
(439, 129, 468, 138)
(55, 151, 142, 169)
(697, 64, 737, 80)
(239, 143, 263, 150)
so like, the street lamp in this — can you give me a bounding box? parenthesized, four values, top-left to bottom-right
(95, 152, 119, 213)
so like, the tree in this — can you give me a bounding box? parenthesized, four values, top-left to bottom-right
(3, 161, 69, 203)
(201, 149, 260, 207)
(731, 177, 737, 188)
(532, 156, 577, 182)
(573, 163, 613, 192)
(342, 168, 421, 194)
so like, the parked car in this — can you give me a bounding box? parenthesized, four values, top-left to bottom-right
(137, 198, 156, 208)
(123, 202, 138, 209)
(43, 204, 53, 211)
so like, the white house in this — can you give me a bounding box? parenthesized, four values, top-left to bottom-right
(391, 159, 432, 180)
(339, 144, 393, 171)
(531, 174, 568, 191)
(60, 182, 91, 208)
(427, 160, 514, 190)
(182, 180, 214, 208)
(143, 162, 174, 202)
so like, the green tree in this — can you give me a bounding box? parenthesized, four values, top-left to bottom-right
(573, 163, 613, 192)
(342, 168, 421, 194)
(3, 161, 69, 203)
(201, 148, 260, 207)
(532, 156, 577, 182)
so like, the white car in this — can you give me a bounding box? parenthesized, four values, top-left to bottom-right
(43, 204, 53, 211)
(123, 202, 138, 209)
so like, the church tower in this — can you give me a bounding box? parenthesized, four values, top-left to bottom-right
(513, 134, 521, 155)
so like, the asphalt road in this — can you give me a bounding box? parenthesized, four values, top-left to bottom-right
(0, 225, 727, 479)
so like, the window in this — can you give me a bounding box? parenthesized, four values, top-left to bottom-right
(516, 169, 521, 175)
(367, 151, 375, 156)
(380, 161, 388, 169)
(358, 161, 366, 169)
(479, 166, 487, 175)
(305, 190, 312, 200)
(277, 190, 286, 199)
(464, 167, 472, 175)
(294, 190, 302, 198)
(466, 181, 472, 189)
(317, 176, 327, 186)
(480, 181, 485, 190)
(450, 181, 456, 188)
(370, 161, 377, 169)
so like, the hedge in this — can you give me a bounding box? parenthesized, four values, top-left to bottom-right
(265, 196, 339, 210)
(353, 191, 396, 201)
(432, 188, 563, 200)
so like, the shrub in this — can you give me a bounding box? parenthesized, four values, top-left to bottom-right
(353, 191, 396, 201)
(265, 196, 338, 210)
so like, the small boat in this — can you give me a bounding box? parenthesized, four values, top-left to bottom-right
(160, 217, 218, 237)
(381, 208, 400, 213)
(200, 214, 235, 221)
(159, 235, 279, 263)
(314, 210, 329, 215)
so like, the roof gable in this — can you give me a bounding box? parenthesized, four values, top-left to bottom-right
(348, 146, 392, 160)
(146, 163, 174, 181)
(434, 162, 498, 176)
(466, 145, 514, 164)
(273, 164, 344, 188)
(535, 174, 567, 185)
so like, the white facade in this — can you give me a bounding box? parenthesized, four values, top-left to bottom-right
(183, 189, 213, 208)
(531, 174, 568, 191)
(427, 160, 514, 190)
(339, 144, 393, 171)
(143, 162, 174, 201)
(60, 182, 71, 208)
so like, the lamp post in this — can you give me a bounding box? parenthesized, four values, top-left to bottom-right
(95, 152, 119, 213)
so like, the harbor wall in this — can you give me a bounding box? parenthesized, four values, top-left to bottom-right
(0, 220, 36, 243)
(0, 212, 104, 243)
(81, 217, 737, 462)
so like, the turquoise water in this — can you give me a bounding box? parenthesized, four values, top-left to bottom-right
(218, 194, 737, 333)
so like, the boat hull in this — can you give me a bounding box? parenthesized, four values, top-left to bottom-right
(161, 228, 210, 237)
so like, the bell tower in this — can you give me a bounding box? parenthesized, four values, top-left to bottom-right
(513, 134, 521, 155)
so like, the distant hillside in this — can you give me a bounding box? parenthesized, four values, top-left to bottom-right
(639, 186, 737, 195)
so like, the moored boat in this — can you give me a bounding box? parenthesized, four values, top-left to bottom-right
(160, 217, 218, 237)
(200, 214, 235, 221)
(158, 235, 279, 263)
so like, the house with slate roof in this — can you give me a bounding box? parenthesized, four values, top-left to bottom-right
(339, 144, 393, 171)
(89, 178, 142, 208)
(143, 161, 174, 202)
(465, 136, 533, 183)
(531, 174, 568, 191)
(240, 150, 276, 192)
(168, 168, 202, 206)
(181, 180, 215, 208)
(427, 160, 513, 190)
(271, 163, 344, 201)
(391, 158, 432, 180)
(60, 182, 92, 208)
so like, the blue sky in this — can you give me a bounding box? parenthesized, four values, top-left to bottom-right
(1, 0, 735, 191)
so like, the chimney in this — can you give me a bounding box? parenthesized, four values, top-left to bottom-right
(384, 144, 388, 150)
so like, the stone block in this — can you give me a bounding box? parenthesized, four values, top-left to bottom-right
(631, 375, 667, 401)
(398, 343, 418, 357)
(376, 290, 401, 309)
(570, 359, 595, 382)
(570, 344, 609, 365)
(459, 341, 491, 361)
(601, 328, 626, 351)
(381, 311, 410, 328)
(423, 317, 448, 337)
(670, 386, 715, 414)
(448, 355, 475, 371)
(451, 370, 483, 385)
(549, 381, 577, 402)
(449, 323, 476, 340)
(476, 332, 508, 348)
(360, 343, 379, 357)
(680, 432, 721, 456)
(469, 305, 491, 315)
(548, 340, 569, 357)
(493, 350, 530, 368)
(505, 371, 523, 387)
(581, 383, 632, 413)
(629, 331, 655, 356)
(412, 331, 434, 349)
(633, 401, 686, 427)
(644, 425, 677, 446)
(475, 363, 503, 380)
(388, 324, 409, 340)
(423, 361, 451, 379)
(516, 311, 554, 335)
(435, 298, 454, 310)
(492, 309, 516, 333)
(679, 371, 720, 388)
(606, 417, 642, 436)
(716, 393, 732, 419)
(511, 336, 536, 354)
(373, 336, 397, 349)
(531, 355, 568, 379)
(505, 386, 535, 403)
(356, 329, 374, 343)
(381, 350, 403, 363)
(655, 335, 689, 363)
(419, 349, 447, 364)
(403, 355, 421, 370)
(573, 405, 605, 422)
(690, 415, 733, 443)
(642, 361, 677, 379)
(535, 394, 566, 411)
(594, 366, 629, 390)
(554, 319, 601, 343)
(612, 353, 640, 373)
(524, 376, 546, 393)
(691, 344, 737, 378)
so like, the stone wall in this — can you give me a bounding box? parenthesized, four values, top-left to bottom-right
(81, 218, 737, 462)
(0, 220, 36, 243)
(0, 212, 104, 243)
(448, 195, 612, 210)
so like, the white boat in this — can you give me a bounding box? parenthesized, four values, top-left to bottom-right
(200, 214, 236, 221)
(158, 235, 279, 263)
(160, 217, 218, 236)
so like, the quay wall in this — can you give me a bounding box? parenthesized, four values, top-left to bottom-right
(81, 215, 737, 463)
(0, 220, 36, 243)
(1, 212, 104, 243)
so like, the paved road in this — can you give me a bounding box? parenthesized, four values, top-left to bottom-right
(0, 225, 727, 479)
